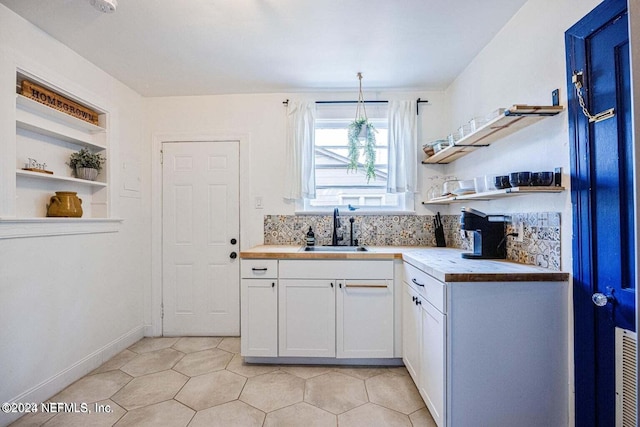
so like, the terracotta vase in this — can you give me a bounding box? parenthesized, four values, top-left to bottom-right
(46, 191, 83, 217)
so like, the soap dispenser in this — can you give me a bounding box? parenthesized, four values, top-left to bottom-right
(306, 226, 315, 246)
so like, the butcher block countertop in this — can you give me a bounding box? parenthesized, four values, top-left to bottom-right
(403, 248, 569, 282)
(241, 245, 569, 282)
(239, 245, 411, 260)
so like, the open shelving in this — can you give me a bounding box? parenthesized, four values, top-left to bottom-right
(422, 105, 565, 164)
(16, 169, 108, 187)
(422, 186, 566, 205)
(16, 94, 105, 132)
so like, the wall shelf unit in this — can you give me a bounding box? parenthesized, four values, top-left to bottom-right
(1, 68, 118, 238)
(422, 186, 566, 205)
(422, 105, 565, 164)
(16, 169, 108, 187)
(16, 94, 105, 133)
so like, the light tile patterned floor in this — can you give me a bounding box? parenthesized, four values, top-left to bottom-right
(11, 337, 437, 426)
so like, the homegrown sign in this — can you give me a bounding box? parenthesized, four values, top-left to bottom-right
(21, 80, 99, 125)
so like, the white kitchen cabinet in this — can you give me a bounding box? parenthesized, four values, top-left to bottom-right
(402, 283, 422, 382)
(336, 278, 393, 358)
(278, 278, 336, 357)
(241, 260, 278, 357)
(402, 252, 568, 427)
(278, 259, 394, 359)
(403, 272, 445, 427)
(420, 298, 445, 427)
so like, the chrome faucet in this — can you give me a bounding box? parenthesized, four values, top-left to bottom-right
(332, 207, 343, 246)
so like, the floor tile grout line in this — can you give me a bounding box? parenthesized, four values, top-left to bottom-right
(14, 337, 432, 426)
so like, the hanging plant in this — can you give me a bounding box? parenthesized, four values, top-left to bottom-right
(346, 73, 377, 183)
(347, 118, 377, 183)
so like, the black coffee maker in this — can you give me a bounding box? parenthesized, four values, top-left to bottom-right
(460, 208, 507, 259)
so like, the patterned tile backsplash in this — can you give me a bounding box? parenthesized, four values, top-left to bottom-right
(263, 212, 561, 271)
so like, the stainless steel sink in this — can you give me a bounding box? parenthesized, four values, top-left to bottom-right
(301, 246, 368, 252)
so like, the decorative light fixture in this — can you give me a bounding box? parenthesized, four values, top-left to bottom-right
(347, 72, 377, 183)
(90, 0, 117, 13)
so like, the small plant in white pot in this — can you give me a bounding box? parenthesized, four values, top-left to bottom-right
(68, 148, 105, 181)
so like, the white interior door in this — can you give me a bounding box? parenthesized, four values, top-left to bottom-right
(162, 141, 240, 336)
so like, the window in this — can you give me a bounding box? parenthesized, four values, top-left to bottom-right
(301, 103, 413, 213)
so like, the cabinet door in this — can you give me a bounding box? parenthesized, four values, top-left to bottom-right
(420, 300, 446, 427)
(402, 283, 422, 383)
(337, 279, 393, 358)
(279, 279, 335, 357)
(240, 279, 278, 357)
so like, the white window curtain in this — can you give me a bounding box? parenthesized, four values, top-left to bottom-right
(284, 101, 316, 200)
(387, 100, 417, 193)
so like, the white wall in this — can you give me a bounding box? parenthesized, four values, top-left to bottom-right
(144, 91, 447, 333)
(441, 1, 605, 425)
(0, 6, 149, 425)
(145, 90, 447, 249)
(443, 0, 601, 271)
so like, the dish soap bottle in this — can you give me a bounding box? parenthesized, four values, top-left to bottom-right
(306, 226, 315, 246)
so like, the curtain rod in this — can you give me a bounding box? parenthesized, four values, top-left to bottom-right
(282, 98, 429, 115)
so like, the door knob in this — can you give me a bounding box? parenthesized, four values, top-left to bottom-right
(592, 290, 616, 307)
(229, 252, 237, 259)
(230, 238, 237, 245)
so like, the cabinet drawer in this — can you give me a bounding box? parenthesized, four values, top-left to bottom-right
(241, 259, 278, 278)
(279, 260, 393, 279)
(403, 262, 445, 313)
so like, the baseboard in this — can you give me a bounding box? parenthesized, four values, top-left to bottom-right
(1, 325, 144, 426)
(244, 356, 404, 366)
(144, 323, 158, 337)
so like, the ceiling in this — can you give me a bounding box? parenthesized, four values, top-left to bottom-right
(0, 0, 528, 97)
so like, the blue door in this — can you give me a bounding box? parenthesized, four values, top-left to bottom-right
(566, 0, 636, 425)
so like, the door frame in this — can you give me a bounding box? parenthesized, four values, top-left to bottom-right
(149, 132, 251, 337)
(565, 0, 632, 423)
(630, 1, 640, 418)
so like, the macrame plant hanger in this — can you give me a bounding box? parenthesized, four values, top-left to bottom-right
(355, 72, 368, 138)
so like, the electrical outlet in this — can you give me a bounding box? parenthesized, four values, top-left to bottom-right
(255, 196, 263, 209)
(516, 221, 524, 242)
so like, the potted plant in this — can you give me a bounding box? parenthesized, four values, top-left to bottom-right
(68, 148, 106, 181)
(347, 117, 377, 183)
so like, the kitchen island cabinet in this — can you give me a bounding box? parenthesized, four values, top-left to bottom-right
(403, 249, 569, 427)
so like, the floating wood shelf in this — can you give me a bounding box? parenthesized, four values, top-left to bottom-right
(422, 105, 565, 164)
(422, 186, 566, 205)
